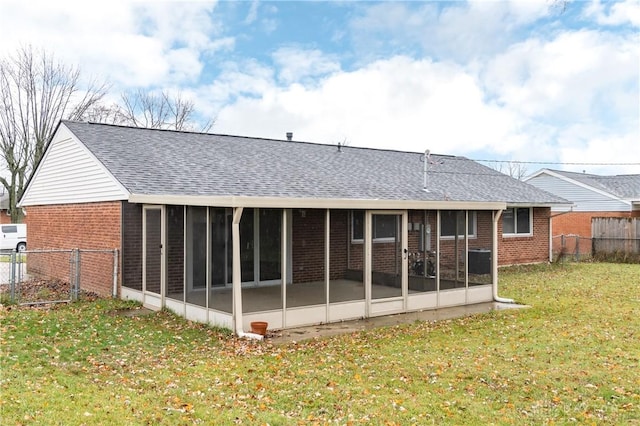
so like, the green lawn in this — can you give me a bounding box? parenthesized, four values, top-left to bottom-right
(1, 263, 639, 425)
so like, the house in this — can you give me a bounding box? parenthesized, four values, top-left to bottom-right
(525, 169, 640, 257)
(0, 192, 12, 224)
(19, 120, 567, 334)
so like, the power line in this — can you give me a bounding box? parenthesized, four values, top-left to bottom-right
(470, 158, 640, 166)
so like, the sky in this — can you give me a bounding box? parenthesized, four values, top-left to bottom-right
(1, 0, 639, 176)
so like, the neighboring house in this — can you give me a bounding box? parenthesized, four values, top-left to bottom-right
(525, 169, 640, 257)
(19, 121, 567, 334)
(0, 192, 12, 224)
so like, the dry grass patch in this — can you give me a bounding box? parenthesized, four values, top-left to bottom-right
(1, 262, 638, 424)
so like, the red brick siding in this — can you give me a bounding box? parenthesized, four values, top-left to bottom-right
(329, 210, 349, 280)
(166, 205, 185, 295)
(499, 207, 550, 265)
(24, 201, 122, 296)
(0, 212, 12, 224)
(551, 210, 640, 256)
(292, 209, 326, 283)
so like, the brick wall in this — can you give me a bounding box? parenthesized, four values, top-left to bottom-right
(166, 205, 185, 295)
(0, 211, 12, 224)
(551, 210, 639, 256)
(24, 201, 122, 296)
(329, 210, 349, 280)
(292, 209, 326, 283)
(498, 207, 550, 265)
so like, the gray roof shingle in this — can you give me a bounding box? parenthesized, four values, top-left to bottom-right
(61, 120, 567, 205)
(548, 169, 640, 200)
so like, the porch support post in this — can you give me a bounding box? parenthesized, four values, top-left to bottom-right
(492, 209, 514, 303)
(364, 211, 372, 317)
(325, 209, 330, 321)
(232, 207, 244, 335)
(281, 209, 287, 327)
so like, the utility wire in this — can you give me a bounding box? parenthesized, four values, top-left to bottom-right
(454, 158, 640, 166)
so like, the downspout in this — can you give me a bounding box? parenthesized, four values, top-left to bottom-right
(232, 207, 263, 340)
(492, 209, 514, 304)
(112, 248, 119, 298)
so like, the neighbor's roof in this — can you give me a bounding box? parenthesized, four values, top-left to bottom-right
(30, 120, 568, 207)
(529, 169, 640, 200)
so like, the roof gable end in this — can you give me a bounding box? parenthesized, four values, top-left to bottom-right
(19, 122, 129, 206)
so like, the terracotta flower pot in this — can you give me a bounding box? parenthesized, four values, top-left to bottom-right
(250, 321, 268, 336)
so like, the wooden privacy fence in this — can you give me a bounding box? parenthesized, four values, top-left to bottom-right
(592, 217, 640, 262)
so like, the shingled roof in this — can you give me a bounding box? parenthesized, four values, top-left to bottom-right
(35, 120, 567, 207)
(542, 169, 640, 200)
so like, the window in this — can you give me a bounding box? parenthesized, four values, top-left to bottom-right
(2, 225, 17, 233)
(351, 211, 398, 242)
(352, 210, 364, 241)
(440, 211, 476, 238)
(502, 208, 532, 236)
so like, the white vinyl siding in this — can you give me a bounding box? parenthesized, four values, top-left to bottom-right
(527, 174, 630, 212)
(19, 125, 129, 206)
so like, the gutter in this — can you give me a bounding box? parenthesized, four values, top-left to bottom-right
(492, 209, 514, 304)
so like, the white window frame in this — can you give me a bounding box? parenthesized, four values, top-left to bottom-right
(351, 210, 398, 243)
(502, 207, 533, 237)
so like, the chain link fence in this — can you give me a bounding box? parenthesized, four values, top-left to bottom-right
(0, 248, 118, 306)
(552, 234, 640, 263)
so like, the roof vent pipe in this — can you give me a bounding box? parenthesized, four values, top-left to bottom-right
(286, 132, 293, 141)
(423, 149, 430, 192)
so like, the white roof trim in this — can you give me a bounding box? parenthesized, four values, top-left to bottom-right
(128, 193, 507, 211)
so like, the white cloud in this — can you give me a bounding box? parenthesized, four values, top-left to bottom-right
(583, 0, 640, 27)
(558, 129, 640, 175)
(213, 55, 522, 156)
(272, 47, 341, 84)
(0, 0, 224, 88)
(483, 29, 639, 123)
(244, 0, 260, 25)
(349, 1, 551, 61)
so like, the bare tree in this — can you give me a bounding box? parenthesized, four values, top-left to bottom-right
(491, 161, 529, 180)
(117, 89, 214, 132)
(0, 46, 108, 222)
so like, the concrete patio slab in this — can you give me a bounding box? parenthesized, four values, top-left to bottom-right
(266, 302, 528, 344)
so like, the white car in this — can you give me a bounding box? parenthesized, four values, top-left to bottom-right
(1, 224, 26, 252)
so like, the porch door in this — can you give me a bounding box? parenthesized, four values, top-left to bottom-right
(143, 206, 164, 309)
(367, 211, 408, 316)
(239, 208, 282, 286)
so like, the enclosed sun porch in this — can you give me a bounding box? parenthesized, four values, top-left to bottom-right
(120, 202, 503, 333)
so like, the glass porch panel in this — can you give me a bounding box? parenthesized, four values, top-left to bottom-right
(209, 208, 232, 313)
(259, 209, 282, 282)
(165, 205, 185, 301)
(371, 214, 402, 299)
(240, 208, 255, 283)
(329, 210, 364, 303)
(287, 209, 326, 307)
(144, 208, 161, 294)
(439, 211, 466, 290)
(242, 209, 283, 313)
(407, 210, 436, 293)
(468, 210, 493, 286)
(186, 206, 207, 307)
(210, 208, 231, 287)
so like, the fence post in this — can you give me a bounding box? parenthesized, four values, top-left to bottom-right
(575, 235, 580, 261)
(9, 250, 16, 303)
(112, 248, 119, 298)
(73, 249, 81, 301)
